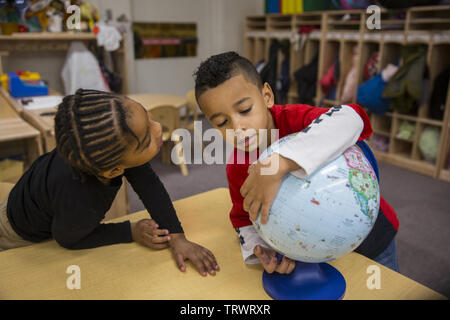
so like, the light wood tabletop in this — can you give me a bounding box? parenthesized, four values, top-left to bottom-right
(0, 118, 42, 143)
(127, 93, 187, 110)
(0, 188, 446, 300)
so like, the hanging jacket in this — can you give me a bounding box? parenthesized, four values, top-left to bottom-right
(294, 53, 319, 105)
(382, 44, 427, 114)
(260, 39, 281, 104)
(429, 67, 450, 120)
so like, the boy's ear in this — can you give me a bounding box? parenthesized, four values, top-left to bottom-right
(262, 82, 274, 109)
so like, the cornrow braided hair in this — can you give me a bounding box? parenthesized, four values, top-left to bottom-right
(55, 89, 140, 182)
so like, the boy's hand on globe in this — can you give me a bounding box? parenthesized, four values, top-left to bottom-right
(254, 245, 296, 274)
(241, 154, 299, 224)
(131, 219, 171, 250)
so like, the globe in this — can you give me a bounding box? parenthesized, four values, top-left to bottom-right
(253, 133, 380, 264)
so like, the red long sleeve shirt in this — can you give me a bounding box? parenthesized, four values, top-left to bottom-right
(226, 103, 399, 259)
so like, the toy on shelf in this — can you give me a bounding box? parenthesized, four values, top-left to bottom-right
(419, 126, 441, 164)
(1, 71, 48, 98)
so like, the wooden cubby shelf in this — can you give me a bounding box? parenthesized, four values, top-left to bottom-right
(244, 5, 450, 181)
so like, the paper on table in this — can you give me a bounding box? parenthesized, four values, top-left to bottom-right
(17, 95, 63, 111)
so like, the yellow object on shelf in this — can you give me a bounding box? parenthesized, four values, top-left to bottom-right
(0, 71, 41, 92)
(0, 74, 8, 91)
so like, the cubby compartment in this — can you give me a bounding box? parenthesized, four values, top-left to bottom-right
(268, 15, 293, 32)
(294, 12, 322, 28)
(254, 38, 268, 63)
(359, 41, 381, 83)
(438, 126, 450, 182)
(427, 43, 450, 121)
(391, 137, 414, 159)
(318, 40, 340, 104)
(363, 8, 407, 33)
(289, 38, 320, 105)
(246, 16, 267, 31)
(338, 41, 359, 104)
(304, 38, 320, 64)
(370, 133, 390, 153)
(395, 119, 417, 142)
(372, 113, 393, 136)
(408, 6, 450, 31)
(275, 38, 291, 105)
(244, 7, 450, 179)
(326, 11, 362, 32)
(379, 42, 402, 70)
(244, 36, 268, 65)
(244, 37, 256, 64)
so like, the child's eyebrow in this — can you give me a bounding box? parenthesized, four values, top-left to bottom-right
(233, 97, 250, 107)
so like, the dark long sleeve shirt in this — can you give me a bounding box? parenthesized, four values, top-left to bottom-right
(6, 149, 183, 249)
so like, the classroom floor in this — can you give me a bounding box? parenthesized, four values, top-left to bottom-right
(127, 116, 450, 298)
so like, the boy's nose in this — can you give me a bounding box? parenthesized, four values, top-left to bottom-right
(231, 118, 246, 132)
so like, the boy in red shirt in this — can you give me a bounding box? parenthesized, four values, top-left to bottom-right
(194, 52, 399, 274)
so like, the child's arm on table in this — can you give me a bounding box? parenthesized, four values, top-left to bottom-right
(125, 162, 220, 277)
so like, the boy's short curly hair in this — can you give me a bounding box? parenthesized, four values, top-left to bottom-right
(193, 51, 262, 101)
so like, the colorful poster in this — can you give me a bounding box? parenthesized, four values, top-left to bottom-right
(133, 22, 197, 59)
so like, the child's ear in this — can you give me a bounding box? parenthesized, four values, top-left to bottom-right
(262, 82, 274, 109)
(101, 167, 125, 179)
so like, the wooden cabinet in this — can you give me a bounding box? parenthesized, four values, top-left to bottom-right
(244, 5, 450, 181)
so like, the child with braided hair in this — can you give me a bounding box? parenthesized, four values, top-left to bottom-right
(0, 89, 219, 277)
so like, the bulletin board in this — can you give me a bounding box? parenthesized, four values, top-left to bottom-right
(132, 22, 197, 59)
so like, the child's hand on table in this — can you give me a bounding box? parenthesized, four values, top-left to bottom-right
(131, 219, 171, 250)
(240, 154, 299, 224)
(254, 245, 296, 274)
(168, 233, 220, 277)
(132, 220, 219, 276)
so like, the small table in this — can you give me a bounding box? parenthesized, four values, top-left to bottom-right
(0, 87, 59, 153)
(0, 94, 43, 172)
(0, 188, 445, 300)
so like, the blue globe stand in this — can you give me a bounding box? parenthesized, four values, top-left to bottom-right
(262, 258, 346, 300)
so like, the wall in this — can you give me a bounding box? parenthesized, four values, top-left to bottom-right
(126, 0, 263, 95)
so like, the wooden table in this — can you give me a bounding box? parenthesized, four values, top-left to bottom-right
(0, 87, 59, 153)
(0, 93, 43, 172)
(127, 93, 186, 110)
(0, 188, 445, 300)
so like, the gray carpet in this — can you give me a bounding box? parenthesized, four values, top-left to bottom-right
(128, 117, 450, 298)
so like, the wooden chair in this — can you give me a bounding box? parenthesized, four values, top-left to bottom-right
(183, 90, 199, 131)
(20, 109, 56, 153)
(182, 90, 204, 150)
(150, 105, 189, 176)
